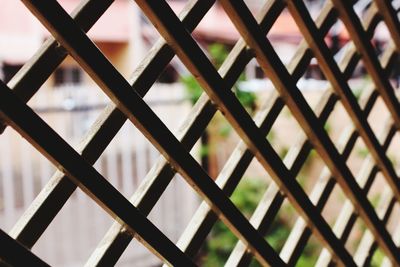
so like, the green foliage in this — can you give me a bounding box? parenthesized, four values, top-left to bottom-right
(181, 43, 257, 113)
(181, 75, 203, 104)
(199, 144, 210, 158)
(371, 249, 385, 267)
(199, 178, 319, 266)
(356, 147, 369, 159)
(200, 179, 266, 266)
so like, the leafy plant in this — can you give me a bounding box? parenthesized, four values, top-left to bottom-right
(199, 178, 319, 266)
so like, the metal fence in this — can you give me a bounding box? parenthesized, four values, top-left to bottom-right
(1, 0, 400, 266)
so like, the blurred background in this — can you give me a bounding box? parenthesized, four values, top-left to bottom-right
(1, 0, 400, 266)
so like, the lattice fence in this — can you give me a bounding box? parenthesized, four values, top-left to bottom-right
(1, 0, 400, 266)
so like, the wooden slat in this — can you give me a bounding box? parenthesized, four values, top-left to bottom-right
(175, 1, 342, 263)
(331, 1, 400, 131)
(375, 0, 400, 54)
(21, 0, 287, 265)
(86, 1, 286, 265)
(0, 81, 194, 266)
(135, 0, 361, 265)
(0, 0, 116, 134)
(225, 3, 385, 265)
(286, 0, 400, 263)
(1, 0, 399, 266)
(218, 0, 400, 265)
(0, 228, 49, 267)
(10, 0, 216, 249)
(279, 45, 397, 266)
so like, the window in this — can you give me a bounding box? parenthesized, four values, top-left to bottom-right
(54, 66, 83, 87)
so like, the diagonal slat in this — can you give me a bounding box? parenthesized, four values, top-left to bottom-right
(286, 0, 400, 263)
(175, 1, 348, 263)
(287, 0, 400, 207)
(0, 0, 115, 134)
(218, 0, 400, 264)
(330, 1, 400, 132)
(374, 0, 400, 54)
(0, 81, 194, 266)
(10, 0, 216, 249)
(86, 1, 287, 265)
(135, 0, 358, 265)
(0, 228, 49, 267)
(0, 0, 398, 266)
(21, 0, 286, 265)
(225, 3, 387, 265)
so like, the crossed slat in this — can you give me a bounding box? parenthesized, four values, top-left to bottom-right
(1, 0, 400, 266)
(20, 0, 287, 265)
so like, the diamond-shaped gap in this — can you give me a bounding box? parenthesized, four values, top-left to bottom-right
(267, 8, 302, 67)
(33, 187, 159, 266)
(366, 94, 392, 140)
(93, 118, 163, 198)
(345, 137, 372, 180)
(370, 21, 392, 59)
(366, 172, 389, 210)
(321, 183, 347, 228)
(296, 148, 326, 196)
(328, 20, 349, 63)
(167, 0, 246, 87)
(297, 58, 329, 91)
(266, 105, 306, 164)
(32, 188, 115, 266)
(320, 100, 355, 156)
(293, 234, 321, 266)
(344, 217, 367, 256)
(193, 175, 269, 266)
(168, 1, 241, 51)
(27, 56, 109, 149)
(143, 71, 194, 137)
(386, 201, 400, 239)
(266, 199, 299, 254)
(240, 150, 274, 186)
(303, 0, 328, 21)
(269, 199, 322, 266)
(58, 0, 152, 79)
(120, 173, 201, 265)
(0, 128, 56, 233)
(148, 173, 201, 243)
(200, 111, 243, 179)
(353, 0, 373, 25)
